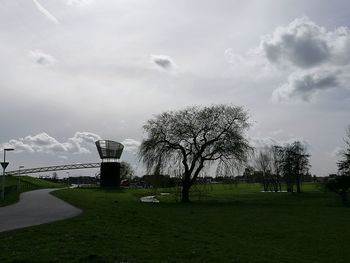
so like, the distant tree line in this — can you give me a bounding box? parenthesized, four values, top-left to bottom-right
(135, 103, 350, 204)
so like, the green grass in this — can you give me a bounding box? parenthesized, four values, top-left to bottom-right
(0, 183, 349, 262)
(0, 176, 66, 207)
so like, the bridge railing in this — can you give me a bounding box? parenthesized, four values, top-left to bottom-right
(5, 163, 100, 176)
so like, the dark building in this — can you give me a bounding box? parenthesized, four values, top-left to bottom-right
(95, 140, 124, 187)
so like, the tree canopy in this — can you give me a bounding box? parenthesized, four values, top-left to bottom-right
(277, 141, 310, 193)
(120, 161, 135, 180)
(139, 104, 252, 202)
(325, 175, 350, 204)
(254, 146, 282, 192)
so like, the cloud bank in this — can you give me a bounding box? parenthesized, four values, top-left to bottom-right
(1, 132, 101, 154)
(1, 132, 142, 156)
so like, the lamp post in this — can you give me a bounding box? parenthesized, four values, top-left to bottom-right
(18, 165, 24, 192)
(66, 171, 70, 187)
(1, 148, 15, 201)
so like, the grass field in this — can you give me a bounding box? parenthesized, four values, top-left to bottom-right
(0, 183, 349, 263)
(0, 176, 66, 207)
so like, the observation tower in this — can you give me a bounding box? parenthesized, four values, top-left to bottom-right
(95, 140, 124, 187)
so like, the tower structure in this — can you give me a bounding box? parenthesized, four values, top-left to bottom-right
(95, 140, 124, 187)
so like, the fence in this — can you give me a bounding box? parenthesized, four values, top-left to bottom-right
(0, 178, 42, 198)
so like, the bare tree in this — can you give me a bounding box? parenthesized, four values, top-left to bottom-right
(254, 148, 271, 191)
(139, 105, 252, 202)
(271, 146, 283, 192)
(338, 125, 350, 175)
(254, 146, 283, 192)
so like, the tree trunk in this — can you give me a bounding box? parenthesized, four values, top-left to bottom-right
(181, 183, 190, 202)
(181, 172, 192, 203)
(296, 173, 301, 193)
(296, 180, 301, 193)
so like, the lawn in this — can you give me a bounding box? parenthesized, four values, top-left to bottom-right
(0, 183, 349, 263)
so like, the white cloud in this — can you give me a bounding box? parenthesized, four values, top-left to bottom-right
(150, 54, 177, 71)
(63, 0, 94, 7)
(29, 50, 57, 66)
(70, 131, 101, 144)
(122, 138, 141, 154)
(0, 132, 101, 154)
(32, 0, 59, 25)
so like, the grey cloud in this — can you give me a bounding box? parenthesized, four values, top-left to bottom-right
(29, 50, 56, 66)
(272, 69, 340, 102)
(1, 132, 101, 154)
(32, 0, 59, 25)
(261, 17, 350, 68)
(151, 54, 177, 71)
(257, 17, 350, 101)
(260, 17, 330, 68)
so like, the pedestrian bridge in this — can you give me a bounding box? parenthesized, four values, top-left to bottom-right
(5, 163, 100, 176)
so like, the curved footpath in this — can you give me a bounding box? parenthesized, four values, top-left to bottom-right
(0, 188, 82, 232)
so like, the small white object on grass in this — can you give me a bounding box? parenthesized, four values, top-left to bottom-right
(140, 196, 160, 203)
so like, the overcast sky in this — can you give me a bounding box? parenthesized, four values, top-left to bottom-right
(1, 0, 350, 177)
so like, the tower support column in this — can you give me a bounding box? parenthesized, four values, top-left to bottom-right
(100, 162, 121, 187)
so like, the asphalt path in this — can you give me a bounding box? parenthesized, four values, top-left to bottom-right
(0, 188, 82, 232)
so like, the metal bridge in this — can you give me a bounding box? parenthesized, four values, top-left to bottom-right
(5, 163, 100, 176)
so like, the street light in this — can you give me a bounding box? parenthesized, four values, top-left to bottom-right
(1, 148, 15, 201)
(66, 171, 70, 187)
(18, 165, 24, 192)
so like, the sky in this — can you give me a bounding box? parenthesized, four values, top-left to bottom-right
(1, 0, 350, 177)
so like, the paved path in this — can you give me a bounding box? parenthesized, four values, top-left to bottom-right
(0, 189, 82, 232)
